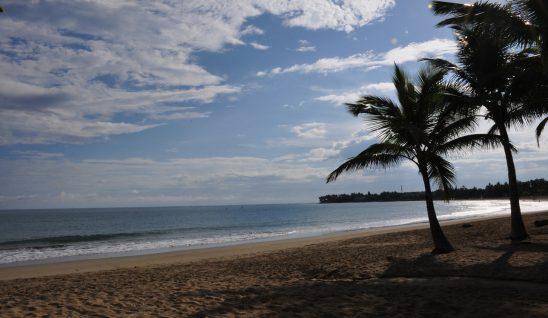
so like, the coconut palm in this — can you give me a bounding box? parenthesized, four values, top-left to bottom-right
(431, 1, 548, 73)
(431, 1, 548, 143)
(424, 23, 544, 240)
(326, 65, 502, 253)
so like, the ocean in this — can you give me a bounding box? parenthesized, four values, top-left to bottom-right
(1, 200, 547, 265)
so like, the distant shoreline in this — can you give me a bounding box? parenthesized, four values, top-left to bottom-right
(320, 179, 548, 204)
(319, 197, 548, 204)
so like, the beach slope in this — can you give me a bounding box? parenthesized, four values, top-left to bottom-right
(0, 212, 547, 317)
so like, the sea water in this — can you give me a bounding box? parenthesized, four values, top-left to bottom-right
(1, 200, 547, 265)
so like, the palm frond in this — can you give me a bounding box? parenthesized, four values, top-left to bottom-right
(423, 58, 478, 89)
(514, 0, 548, 32)
(422, 57, 458, 71)
(418, 66, 447, 96)
(437, 133, 507, 154)
(513, 0, 548, 73)
(432, 114, 478, 144)
(487, 124, 499, 135)
(432, 1, 536, 46)
(504, 105, 541, 129)
(326, 143, 408, 183)
(345, 96, 398, 117)
(393, 64, 417, 114)
(537, 117, 548, 146)
(427, 154, 456, 201)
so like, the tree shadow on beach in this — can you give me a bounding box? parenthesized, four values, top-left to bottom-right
(380, 241, 548, 283)
(186, 275, 548, 318)
(186, 241, 548, 317)
(182, 220, 548, 317)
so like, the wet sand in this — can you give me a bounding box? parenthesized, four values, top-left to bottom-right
(0, 212, 547, 317)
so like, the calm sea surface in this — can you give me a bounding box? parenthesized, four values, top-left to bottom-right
(1, 200, 547, 265)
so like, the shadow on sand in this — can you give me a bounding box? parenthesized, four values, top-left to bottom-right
(381, 242, 548, 283)
(188, 241, 548, 317)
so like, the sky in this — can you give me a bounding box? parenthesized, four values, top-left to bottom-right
(0, 0, 546, 209)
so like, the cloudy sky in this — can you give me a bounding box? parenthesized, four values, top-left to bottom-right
(0, 0, 546, 209)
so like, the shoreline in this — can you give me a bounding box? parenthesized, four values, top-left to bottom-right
(319, 197, 548, 204)
(1, 210, 546, 281)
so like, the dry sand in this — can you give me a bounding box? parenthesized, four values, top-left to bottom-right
(0, 212, 547, 317)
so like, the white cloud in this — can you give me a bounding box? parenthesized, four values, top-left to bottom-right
(0, 109, 160, 145)
(256, 0, 395, 32)
(241, 25, 265, 36)
(269, 120, 365, 148)
(10, 151, 65, 160)
(0, 155, 331, 208)
(1, 121, 546, 208)
(303, 147, 343, 162)
(0, 0, 396, 145)
(381, 38, 456, 63)
(0, 84, 240, 145)
(296, 39, 316, 52)
(297, 46, 317, 52)
(316, 82, 394, 105)
(259, 38, 456, 76)
(148, 111, 211, 121)
(291, 122, 328, 139)
(250, 42, 270, 50)
(302, 128, 376, 162)
(272, 121, 376, 162)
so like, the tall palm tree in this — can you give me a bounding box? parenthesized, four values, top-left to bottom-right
(326, 65, 502, 253)
(431, 1, 548, 143)
(424, 24, 542, 240)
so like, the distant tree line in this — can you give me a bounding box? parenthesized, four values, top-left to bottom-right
(319, 179, 548, 204)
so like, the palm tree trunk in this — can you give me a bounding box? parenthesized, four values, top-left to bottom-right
(419, 163, 454, 254)
(498, 124, 528, 241)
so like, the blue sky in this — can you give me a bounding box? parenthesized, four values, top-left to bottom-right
(0, 0, 546, 209)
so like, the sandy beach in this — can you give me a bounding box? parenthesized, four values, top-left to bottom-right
(0, 211, 547, 317)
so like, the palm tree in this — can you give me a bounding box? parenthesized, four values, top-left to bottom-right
(424, 23, 542, 240)
(431, 1, 548, 143)
(432, 1, 548, 73)
(326, 65, 502, 253)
